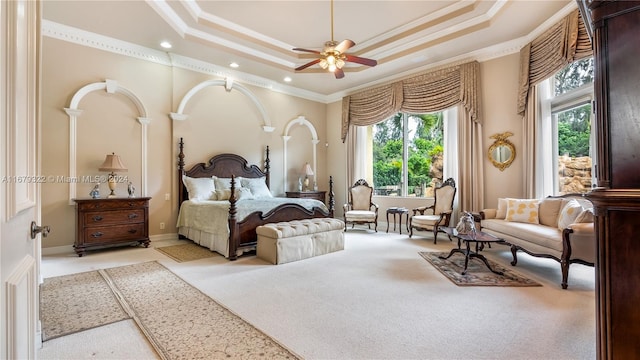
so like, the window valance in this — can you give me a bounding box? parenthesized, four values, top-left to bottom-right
(517, 9, 593, 116)
(341, 61, 481, 142)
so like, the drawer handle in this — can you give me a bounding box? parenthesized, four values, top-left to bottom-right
(128, 229, 137, 234)
(128, 213, 138, 219)
(92, 215, 103, 222)
(128, 202, 135, 207)
(91, 232, 103, 238)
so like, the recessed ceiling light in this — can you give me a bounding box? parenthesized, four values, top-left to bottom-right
(160, 41, 172, 49)
(284, 77, 292, 82)
(230, 62, 239, 68)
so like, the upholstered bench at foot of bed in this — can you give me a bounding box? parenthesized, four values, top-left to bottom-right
(256, 218, 345, 264)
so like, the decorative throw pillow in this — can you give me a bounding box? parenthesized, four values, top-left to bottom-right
(213, 176, 235, 190)
(574, 207, 595, 223)
(557, 199, 583, 229)
(505, 199, 540, 224)
(241, 177, 272, 199)
(496, 198, 508, 219)
(182, 175, 216, 201)
(215, 187, 253, 201)
(538, 197, 565, 228)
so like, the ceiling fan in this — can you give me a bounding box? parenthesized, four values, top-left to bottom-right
(292, 0, 377, 79)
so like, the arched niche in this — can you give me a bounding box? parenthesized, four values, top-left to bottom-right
(64, 79, 150, 204)
(282, 115, 319, 191)
(169, 77, 274, 132)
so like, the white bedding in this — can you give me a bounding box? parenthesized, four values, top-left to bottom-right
(176, 197, 328, 257)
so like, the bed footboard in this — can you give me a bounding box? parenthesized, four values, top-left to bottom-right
(227, 175, 335, 260)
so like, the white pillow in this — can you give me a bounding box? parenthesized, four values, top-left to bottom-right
(241, 177, 272, 199)
(557, 199, 584, 229)
(496, 198, 508, 219)
(505, 199, 540, 224)
(215, 187, 253, 201)
(182, 175, 216, 201)
(213, 176, 242, 191)
(575, 208, 594, 223)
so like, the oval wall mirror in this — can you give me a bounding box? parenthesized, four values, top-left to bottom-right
(488, 131, 515, 171)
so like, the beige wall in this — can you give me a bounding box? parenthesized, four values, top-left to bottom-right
(480, 53, 524, 208)
(41, 36, 527, 249)
(41, 38, 328, 249)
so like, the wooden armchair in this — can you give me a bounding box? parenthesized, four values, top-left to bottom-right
(409, 178, 456, 243)
(343, 179, 379, 232)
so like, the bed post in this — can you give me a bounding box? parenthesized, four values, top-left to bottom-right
(329, 175, 335, 217)
(178, 137, 185, 207)
(228, 175, 239, 260)
(265, 146, 270, 188)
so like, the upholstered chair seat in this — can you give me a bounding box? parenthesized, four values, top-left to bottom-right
(409, 178, 457, 243)
(343, 179, 378, 231)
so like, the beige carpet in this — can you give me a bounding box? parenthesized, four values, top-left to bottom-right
(419, 251, 542, 286)
(40, 270, 129, 341)
(41, 261, 299, 360)
(40, 233, 597, 359)
(154, 243, 217, 262)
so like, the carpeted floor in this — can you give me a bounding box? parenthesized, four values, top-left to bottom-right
(40, 231, 596, 359)
(154, 243, 217, 262)
(40, 270, 129, 341)
(419, 251, 542, 286)
(41, 261, 299, 360)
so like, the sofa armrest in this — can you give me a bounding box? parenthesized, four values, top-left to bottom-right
(480, 209, 497, 220)
(567, 222, 593, 235)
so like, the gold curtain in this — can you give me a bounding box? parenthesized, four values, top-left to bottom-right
(517, 9, 593, 198)
(341, 60, 484, 212)
(341, 61, 482, 142)
(517, 9, 593, 116)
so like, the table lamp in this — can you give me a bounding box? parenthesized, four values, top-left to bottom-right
(302, 163, 314, 191)
(99, 152, 128, 198)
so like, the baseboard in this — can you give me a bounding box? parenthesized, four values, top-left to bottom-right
(150, 233, 179, 242)
(41, 233, 179, 256)
(42, 245, 74, 256)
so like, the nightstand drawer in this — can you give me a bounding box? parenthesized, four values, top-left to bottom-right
(83, 223, 146, 244)
(83, 209, 145, 226)
(77, 199, 147, 211)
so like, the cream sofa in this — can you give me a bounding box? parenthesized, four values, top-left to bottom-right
(480, 194, 595, 289)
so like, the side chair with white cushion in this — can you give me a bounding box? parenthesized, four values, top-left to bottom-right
(343, 179, 379, 232)
(409, 178, 457, 243)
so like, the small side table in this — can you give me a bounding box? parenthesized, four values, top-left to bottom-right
(386, 207, 409, 234)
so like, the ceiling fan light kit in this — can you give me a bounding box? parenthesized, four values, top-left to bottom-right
(293, 0, 377, 79)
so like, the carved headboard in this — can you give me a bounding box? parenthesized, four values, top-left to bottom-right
(177, 138, 270, 206)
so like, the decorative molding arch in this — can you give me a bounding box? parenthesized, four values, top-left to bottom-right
(64, 79, 150, 203)
(169, 77, 275, 132)
(282, 115, 319, 191)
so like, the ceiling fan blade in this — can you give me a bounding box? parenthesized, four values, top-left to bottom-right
(334, 39, 355, 54)
(295, 59, 321, 71)
(344, 54, 378, 67)
(334, 68, 345, 79)
(293, 48, 321, 54)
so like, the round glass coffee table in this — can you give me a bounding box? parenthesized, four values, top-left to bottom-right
(438, 228, 507, 275)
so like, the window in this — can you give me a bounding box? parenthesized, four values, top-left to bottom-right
(539, 57, 594, 195)
(368, 109, 454, 197)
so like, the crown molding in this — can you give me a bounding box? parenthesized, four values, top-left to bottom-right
(42, 0, 578, 105)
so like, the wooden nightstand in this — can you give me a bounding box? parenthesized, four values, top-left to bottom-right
(73, 197, 151, 257)
(286, 191, 326, 204)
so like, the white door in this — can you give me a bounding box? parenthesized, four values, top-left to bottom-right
(1, 0, 43, 358)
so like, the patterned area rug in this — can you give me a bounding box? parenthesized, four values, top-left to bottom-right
(41, 261, 299, 359)
(40, 270, 130, 341)
(155, 242, 217, 262)
(419, 251, 542, 287)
